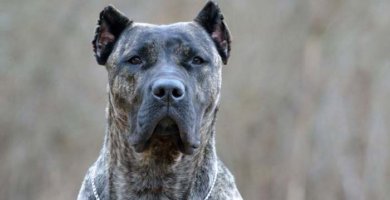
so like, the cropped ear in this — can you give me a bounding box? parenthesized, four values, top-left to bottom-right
(92, 5, 132, 65)
(194, 1, 231, 65)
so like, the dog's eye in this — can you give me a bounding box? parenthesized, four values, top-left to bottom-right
(128, 56, 143, 65)
(192, 56, 205, 65)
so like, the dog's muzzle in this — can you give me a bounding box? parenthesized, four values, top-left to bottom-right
(128, 77, 201, 155)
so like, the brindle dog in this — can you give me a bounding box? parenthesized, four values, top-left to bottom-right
(77, 1, 242, 200)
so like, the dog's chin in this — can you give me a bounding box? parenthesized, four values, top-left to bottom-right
(131, 116, 200, 155)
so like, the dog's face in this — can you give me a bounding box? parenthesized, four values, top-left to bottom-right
(93, 2, 231, 155)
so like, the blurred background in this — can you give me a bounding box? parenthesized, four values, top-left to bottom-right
(1, 0, 390, 199)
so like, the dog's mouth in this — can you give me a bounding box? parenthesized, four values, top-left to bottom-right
(153, 117, 180, 136)
(131, 111, 200, 155)
(149, 117, 186, 152)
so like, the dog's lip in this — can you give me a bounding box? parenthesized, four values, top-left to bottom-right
(130, 111, 178, 147)
(165, 113, 200, 154)
(131, 110, 200, 154)
(152, 117, 180, 136)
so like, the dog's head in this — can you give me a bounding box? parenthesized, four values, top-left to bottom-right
(93, 2, 231, 155)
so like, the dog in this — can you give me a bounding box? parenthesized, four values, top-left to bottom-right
(77, 1, 242, 199)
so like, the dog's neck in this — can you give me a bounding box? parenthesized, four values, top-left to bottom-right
(102, 98, 218, 199)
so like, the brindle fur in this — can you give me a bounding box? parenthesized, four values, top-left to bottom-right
(78, 2, 242, 200)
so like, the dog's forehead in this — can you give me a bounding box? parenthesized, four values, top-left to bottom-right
(134, 22, 200, 35)
(124, 22, 211, 45)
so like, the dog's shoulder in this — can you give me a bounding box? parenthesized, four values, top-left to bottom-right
(77, 154, 108, 200)
(209, 160, 243, 200)
(77, 168, 94, 200)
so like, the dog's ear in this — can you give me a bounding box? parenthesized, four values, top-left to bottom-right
(194, 1, 231, 65)
(93, 5, 132, 65)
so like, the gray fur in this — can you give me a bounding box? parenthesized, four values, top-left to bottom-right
(78, 2, 242, 200)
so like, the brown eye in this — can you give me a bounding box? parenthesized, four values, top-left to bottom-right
(128, 56, 142, 65)
(192, 56, 205, 65)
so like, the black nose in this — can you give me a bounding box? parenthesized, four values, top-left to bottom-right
(152, 79, 185, 102)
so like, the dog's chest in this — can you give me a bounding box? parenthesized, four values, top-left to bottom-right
(110, 161, 193, 200)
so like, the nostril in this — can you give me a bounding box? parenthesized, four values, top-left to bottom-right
(151, 79, 185, 101)
(172, 88, 184, 99)
(153, 87, 166, 98)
